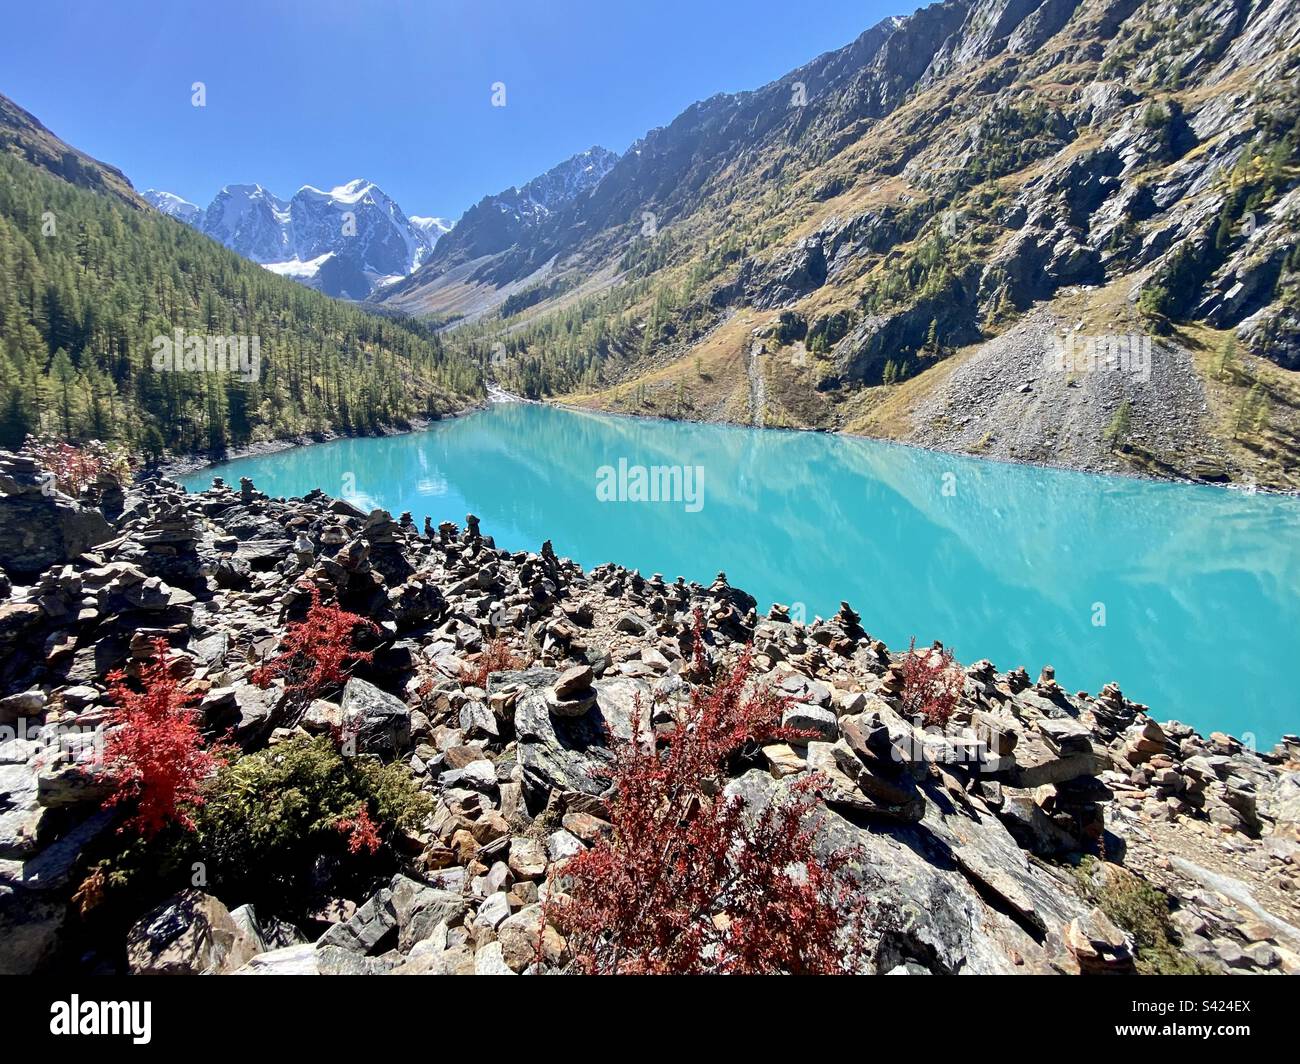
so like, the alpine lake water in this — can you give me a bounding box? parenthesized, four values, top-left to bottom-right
(179, 401, 1300, 746)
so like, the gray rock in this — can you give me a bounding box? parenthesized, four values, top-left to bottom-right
(458, 700, 498, 738)
(514, 678, 652, 805)
(546, 829, 584, 863)
(232, 942, 320, 975)
(1212, 937, 1252, 969)
(0, 469, 113, 579)
(229, 903, 304, 953)
(341, 677, 412, 759)
(315, 886, 397, 955)
(474, 891, 512, 931)
(389, 874, 468, 953)
(0, 690, 46, 726)
(782, 703, 839, 740)
(473, 940, 516, 975)
(724, 768, 1089, 974)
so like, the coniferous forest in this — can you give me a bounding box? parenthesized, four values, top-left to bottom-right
(0, 151, 481, 455)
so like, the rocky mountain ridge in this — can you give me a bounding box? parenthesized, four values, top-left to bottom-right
(390, 0, 1300, 488)
(0, 91, 147, 210)
(1, 448, 1297, 975)
(376, 146, 619, 322)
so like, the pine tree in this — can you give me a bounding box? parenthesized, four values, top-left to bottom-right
(1104, 399, 1133, 451)
(0, 151, 480, 452)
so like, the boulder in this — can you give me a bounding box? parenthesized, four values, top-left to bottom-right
(341, 677, 412, 758)
(497, 904, 565, 972)
(0, 454, 113, 578)
(473, 940, 516, 975)
(514, 676, 652, 806)
(232, 943, 321, 975)
(389, 874, 468, 953)
(725, 769, 1088, 974)
(126, 890, 261, 975)
(507, 837, 548, 879)
(1064, 908, 1135, 974)
(782, 703, 839, 740)
(315, 885, 397, 955)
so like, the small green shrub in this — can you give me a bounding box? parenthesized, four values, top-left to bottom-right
(1141, 101, 1171, 129)
(77, 735, 432, 926)
(1074, 858, 1214, 975)
(1103, 400, 1133, 451)
(189, 735, 432, 909)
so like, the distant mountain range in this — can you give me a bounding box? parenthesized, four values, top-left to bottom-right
(6, 0, 1299, 489)
(143, 146, 617, 303)
(142, 181, 453, 299)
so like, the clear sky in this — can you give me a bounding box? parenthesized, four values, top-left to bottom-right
(0, 0, 911, 220)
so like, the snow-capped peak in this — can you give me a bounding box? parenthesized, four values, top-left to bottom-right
(145, 177, 451, 300)
(410, 215, 453, 236)
(326, 178, 378, 204)
(142, 189, 204, 226)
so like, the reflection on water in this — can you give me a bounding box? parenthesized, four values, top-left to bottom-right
(182, 404, 1300, 744)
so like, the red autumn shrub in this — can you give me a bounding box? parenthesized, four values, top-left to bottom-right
(459, 635, 524, 690)
(898, 636, 965, 727)
(24, 433, 132, 496)
(103, 638, 223, 838)
(544, 640, 868, 974)
(336, 806, 382, 856)
(252, 587, 378, 700)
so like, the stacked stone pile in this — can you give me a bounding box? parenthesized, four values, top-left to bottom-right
(0, 458, 1297, 975)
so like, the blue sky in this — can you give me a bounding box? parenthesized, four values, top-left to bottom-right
(0, 0, 910, 219)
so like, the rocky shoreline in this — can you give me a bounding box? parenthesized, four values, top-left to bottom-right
(157, 401, 488, 480)
(558, 392, 1300, 497)
(1, 449, 1298, 975)
(152, 386, 1297, 498)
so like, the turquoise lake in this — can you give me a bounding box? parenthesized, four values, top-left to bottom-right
(179, 402, 1300, 746)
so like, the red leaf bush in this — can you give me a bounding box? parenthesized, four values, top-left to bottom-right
(898, 636, 965, 728)
(24, 433, 132, 496)
(459, 634, 525, 690)
(544, 637, 868, 974)
(336, 806, 382, 856)
(252, 587, 378, 700)
(103, 638, 223, 838)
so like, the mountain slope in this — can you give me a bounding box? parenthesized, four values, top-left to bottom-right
(0, 93, 480, 454)
(146, 178, 450, 299)
(0, 93, 147, 210)
(390, 0, 1300, 488)
(376, 146, 618, 323)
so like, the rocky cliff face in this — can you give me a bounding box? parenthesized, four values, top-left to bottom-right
(1, 452, 1297, 975)
(388, 0, 1300, 486)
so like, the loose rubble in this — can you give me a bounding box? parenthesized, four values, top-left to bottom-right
(1, 451, 1298, 975)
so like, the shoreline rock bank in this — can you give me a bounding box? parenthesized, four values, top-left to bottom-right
(0, 452, 1297, 975)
